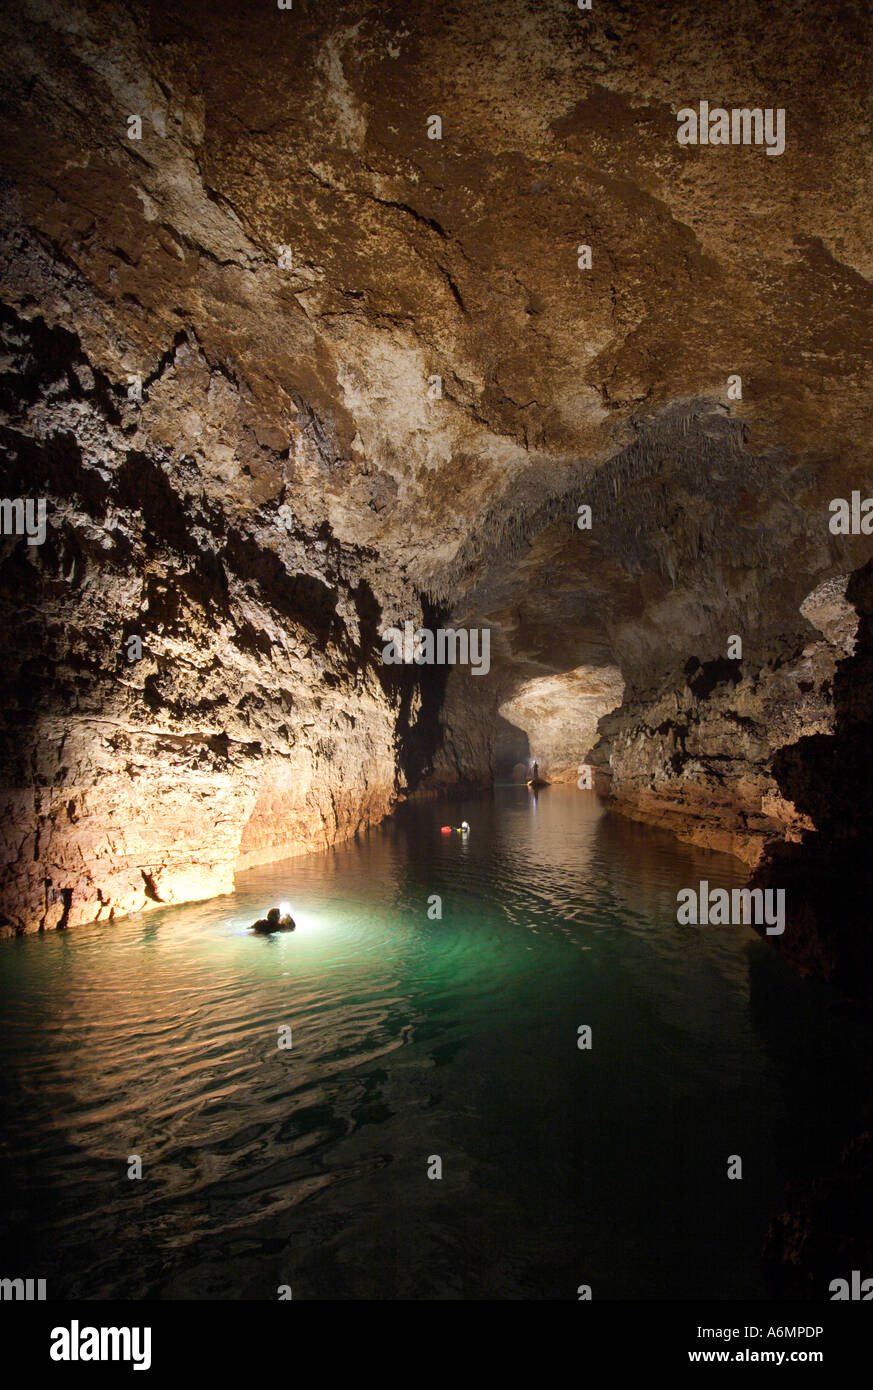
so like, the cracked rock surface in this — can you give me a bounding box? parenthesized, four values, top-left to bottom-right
(0, 0, 872, 936)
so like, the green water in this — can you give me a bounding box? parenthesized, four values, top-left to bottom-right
(0, 786, 868, 1299)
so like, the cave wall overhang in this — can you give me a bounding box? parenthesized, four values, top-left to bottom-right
(1, 0, 872, 931)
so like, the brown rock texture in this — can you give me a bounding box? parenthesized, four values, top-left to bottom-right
(0, 303, 430, 933)
(499, 664, 624, 784)
(590, 639, 833, 864)
(749, 559, 873, 1000)
(1, 0, 872, 936)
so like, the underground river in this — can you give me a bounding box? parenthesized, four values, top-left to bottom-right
(0, 786, 869, 1300)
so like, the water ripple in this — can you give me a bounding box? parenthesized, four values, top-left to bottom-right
(0, 787, 869, 1299)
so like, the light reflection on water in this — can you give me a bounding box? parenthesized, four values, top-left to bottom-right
(0, 786, 869, 1299)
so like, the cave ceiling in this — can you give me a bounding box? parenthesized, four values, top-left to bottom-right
(2, 0, 871, 662)
(1, 0, 873, 929)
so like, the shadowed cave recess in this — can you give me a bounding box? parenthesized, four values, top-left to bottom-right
(1, 0, 873, 1300)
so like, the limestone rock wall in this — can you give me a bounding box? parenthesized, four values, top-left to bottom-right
(590, 646, 834, 864)
(0, 302, 430, 934)
(1, 0, 872, 938)
(748, 559, 873, 999)
(498, 664, 624, 784)
(439, 402, 873, 866)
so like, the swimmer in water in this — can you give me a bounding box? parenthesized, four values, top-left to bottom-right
(251, 906, 296, 934)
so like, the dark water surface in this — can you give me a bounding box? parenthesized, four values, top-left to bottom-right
(0, 786, 869, 1300)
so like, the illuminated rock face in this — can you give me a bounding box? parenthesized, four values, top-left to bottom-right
(590, 647, 832, 865)
(499, 666, 625, 784)
(0, 309, 427, 933)
(1, 0, 872, 937)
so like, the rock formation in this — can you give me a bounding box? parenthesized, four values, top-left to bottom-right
(750, 559, 873, 1000)
(0, 0, 872, 961)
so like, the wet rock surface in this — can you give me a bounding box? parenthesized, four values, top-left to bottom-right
(0, 302, 435, 932)
(0, 0, 872, 951)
